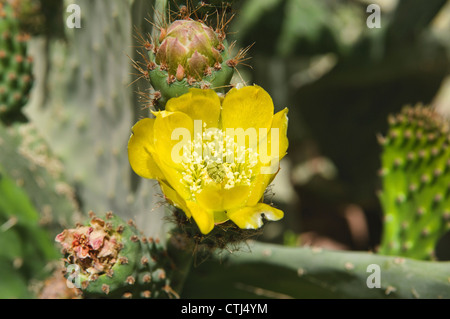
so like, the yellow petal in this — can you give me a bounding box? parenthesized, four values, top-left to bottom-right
(153, 111, 194, 170)
(269, 107, 289, 160)
(221, 85, 274, 145)
(179, 183, 229, 224)
(256, 107, 288, 174)
(221, 186, 252, 211)
(186, 201, 215, 234)
(227, 203, 284, 230)
(166, 88, 221, 128)
(128, 118, 165, 180)
(159, 180, 191, 218)
(245, 171, 275, 207)
(195, 184, 222, 211)
(213, 211, 229, 224)
(196, 184, 251, 212)
(155, 158, 192, 200)
(243, 109, 289, 205)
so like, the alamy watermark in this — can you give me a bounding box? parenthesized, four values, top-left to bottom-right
(367, 4, 381, 29)
(65, 263, 82, 289)
(366, 264, 381, 288)
(66, 4, 81, 29)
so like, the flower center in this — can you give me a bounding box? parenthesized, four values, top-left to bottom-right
(180, 128, 258, 198)
(207, 162, 226, 183)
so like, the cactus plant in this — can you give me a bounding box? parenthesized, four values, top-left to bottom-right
(55, 212, 181, 299)
(1, 0, 448, 301)
(377, 104, 450, 260)
(0, 0, 34, 124)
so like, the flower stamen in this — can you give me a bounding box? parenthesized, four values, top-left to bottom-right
(180, 127, 258, 198)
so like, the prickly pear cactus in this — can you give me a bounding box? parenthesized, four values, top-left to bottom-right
(139, 15, 237, 108)
(0, 0, 33, 124)
(377, 105, 450, 260)
(4, 0, 446, 301)
(56, 212, 179, 299)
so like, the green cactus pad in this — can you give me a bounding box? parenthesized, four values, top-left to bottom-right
(0, 0, 34, 124)
(182, 241, 450, 299)
(378, 105, 450, 260)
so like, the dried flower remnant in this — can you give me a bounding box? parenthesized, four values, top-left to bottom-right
(55, 217, 121, 278)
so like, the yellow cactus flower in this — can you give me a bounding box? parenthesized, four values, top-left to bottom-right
(128, 85, 288, 234)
